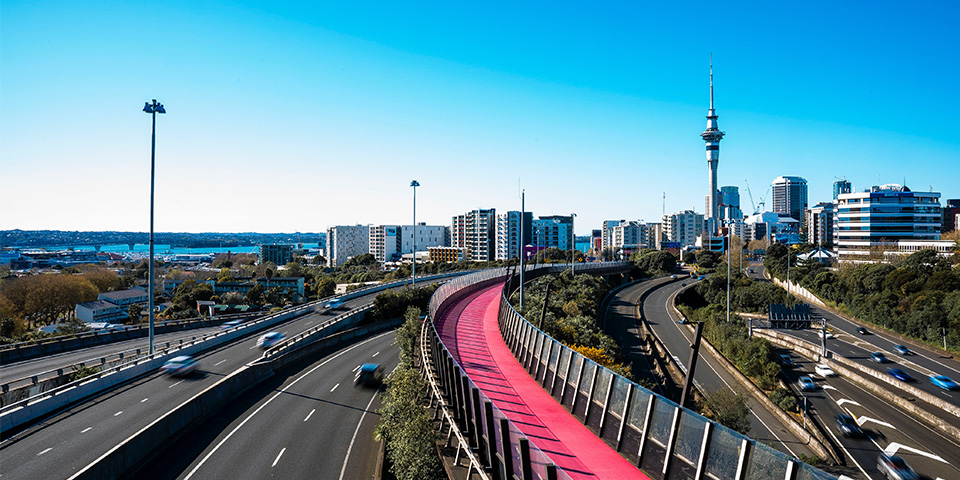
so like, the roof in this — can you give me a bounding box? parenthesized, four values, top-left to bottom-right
(77, 300, 121, 311)
(100, 289, 148, 301)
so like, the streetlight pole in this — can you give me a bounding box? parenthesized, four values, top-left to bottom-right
(410, 180, 420, 286)
(727, 229, 731, 323)
(520, 190, 525, 310)
(570, 213, 577, 276)
(142, 99, 166, 356)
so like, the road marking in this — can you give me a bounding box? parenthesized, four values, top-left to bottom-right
(183, 331, 394, 480)
(141, 398, 148, 403)
(821, 384, 836, 390)
(883, 442, 947, 463)
(836, 399, 860, 407)
(114, 411, 123, 417)
(306, 321, 313, 326)
(856, 416, 895, 429)
(38, 448, 52, 456)
(304, 409, 315, 422)
(339, 382, 383, 480)
(272, 448, 285, 467)
(169, 380, 184, 389)
(214, 360, 226, 366)
(331, 383, 340, 392)
(372, 351, 379, 357)
(353, 365, 361, 372)
(81, 427, 92, 433)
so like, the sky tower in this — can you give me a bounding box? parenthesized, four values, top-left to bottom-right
(701, 56, 724, 234)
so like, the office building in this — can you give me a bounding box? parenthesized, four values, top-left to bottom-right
(495, 211, 533, 260)
(532, 215, 574, 250)
(772, 176, 808, 222)
(943, 199, 960, 233)
(369, 224, 449, 263)
(259, 244, 293, 266)
(452, 209, 497, 262)
(719, 186, 743, 223)
(805, 202, 835, 247)
(834, 184, 942, 262)
(326, 225, 370, 267)
(662, 210, 704, 248)
(833, 179, 852, 200)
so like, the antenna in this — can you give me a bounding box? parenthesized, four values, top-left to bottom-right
(710, 53, 714, 110)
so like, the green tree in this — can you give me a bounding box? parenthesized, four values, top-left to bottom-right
(127, 304, 143, 323)
(315, 277, 336, 299)
(374, 365, 443, 480)
(701, 388, 751, 434)
(244, 282, 265, 305)
(216, 267, 234, 284)
(395, 307, 422, 367)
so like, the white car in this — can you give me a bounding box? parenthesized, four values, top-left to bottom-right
(256, 331, 285, 349)
(815, 364, 836, 377)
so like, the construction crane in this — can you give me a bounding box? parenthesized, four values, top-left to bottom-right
(744, 180, 757, 215)
(757, 187, 770, 213)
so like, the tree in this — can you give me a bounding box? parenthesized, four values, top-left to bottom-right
(315, 277, 336, 299)
(221, 291, 244, 305)
(701, 388, 751, 434)
(395, 307, 422, 367)
(82, 269, 120, 293)
(244, 282, 265, 305)
(216, 267, 234, 284)
(127, 304, 143, 323)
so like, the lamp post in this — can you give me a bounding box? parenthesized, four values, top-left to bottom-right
(726, 228, 731, 323)
(142, 99, 166, 355)
(570, 213, 577, 275)
(410, 180, 420, 286)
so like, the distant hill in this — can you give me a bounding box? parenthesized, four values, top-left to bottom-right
(0, 230, 325, 248)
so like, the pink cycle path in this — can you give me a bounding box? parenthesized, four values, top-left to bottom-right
(436, 283, 649, 480)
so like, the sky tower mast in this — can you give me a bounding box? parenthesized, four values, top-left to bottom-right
(701, 54, 725, 235)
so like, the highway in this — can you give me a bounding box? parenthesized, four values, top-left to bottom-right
(615, 278, 820, 460)
(135, 331, 397, 480)
(0, 293, 378, 479)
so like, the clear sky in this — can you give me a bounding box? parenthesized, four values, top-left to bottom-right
(3, 1, 958, 235)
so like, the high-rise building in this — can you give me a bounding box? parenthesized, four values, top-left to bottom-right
(942, 199, 960, 233)
(369, 224, 448, 263)
(326, 225, 369, 267)
(601, 219, 624, 253)
(701, 59, 725, 234)
(833, 179, 852, 200)
(495, 211, 532, 260)
(719, 186, 742, 223)
(452, 209, 496, 262)
(835, 184, 941, 261)
(258, 244, 293, 266)
(532, 215, 574, 250)
(805, 202, 834, 247)
(772, 176, 808, 222)
(662, 210, 704, 248)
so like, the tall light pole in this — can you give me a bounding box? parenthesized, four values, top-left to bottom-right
(519, 190, 525, 310)
(410, 180, 420, 286)
(727, 228, 731, 323)
(143, 99, 165, 355)
(570, 213, 577, 275)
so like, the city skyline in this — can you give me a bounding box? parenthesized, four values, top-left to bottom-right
(3, 2, 959, 234)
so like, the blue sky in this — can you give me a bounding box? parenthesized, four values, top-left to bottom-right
(3, 1, 958, 234)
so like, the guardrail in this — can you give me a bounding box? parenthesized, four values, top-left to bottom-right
(496, 267, 837, 480)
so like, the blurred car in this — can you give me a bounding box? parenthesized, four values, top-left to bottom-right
(815, 364, 836, 377)
(747, 268, 754, 274)
(256, 331, 285, 349)
(887, 368, 912, 382)
(871, 352, 889, 363)
(325, 299, 344, 309)
(930, 375, 960, 391)
(798, 376, 816, 391)
(824, 331, 836, 339)
(778, 354, 794, 367)
(681, 283, 687, 287)
(893, 345, 912, 355)
(697, 275, 705, 280)
(159, 355, 198, 377)
(856, 327, 869, 335)
(671, 274, 678, 279)
(221, 320, 242, 330)
(677, 317, 690, 325)
(355, 363, 384, 387)
(835, 414, 863, 437)
(876, 454, 919, 480)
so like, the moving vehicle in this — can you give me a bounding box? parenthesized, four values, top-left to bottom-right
(893, 345, 912, 355)
(930, 375, 960, 391)
(798, 376, 816, 391)
(778, 354, 794, 367)
(856, 327, 869, 335)
(355, 363, 384, 387)
(325, 299, 344, 309)
(159, 355, 198, 377)
(677, 317, 690, 325)
(256, 331, 285, 349)
(871, 352, 889, 363)
(221, 320, 242, 330)
(747, 268, 754, 274)
(815, 364, 836, 377)
(697, 275, 705, 280)
(876, 454, 919, 480)
(887, 368, 912, 382)
(835, 414, 863, 437)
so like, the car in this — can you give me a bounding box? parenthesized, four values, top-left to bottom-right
(778, 354, 794, 367)
(856, 327, 869, 335)
(159, 355, 198, 377)
(256, 331, 285, 349)
(893, 345, 912, 355)
(697, 275, 705, 280)
(824, 331, 836, 339)
(930, 375, 960, 391)
(815, 364, 836, 377)
(325, 299, 344, 309)
(355, 363, 384, 386)
(747, 268, 754, 274)
(677, 317, 690, 325)
(887, 368, 912, 382)
(876, 454, 919, 480)
(835, 414, 863, 437)
(871, 352, 889, 363)
(221, 320, 242, 330)
(671, 274, 678, 279)
(798, 376, 816, 391)
(681, 283, 686, 287)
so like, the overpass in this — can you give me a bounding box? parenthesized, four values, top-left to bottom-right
(422, 264, 837, 480)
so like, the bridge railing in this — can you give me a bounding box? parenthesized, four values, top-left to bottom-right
(497, 268, 837, 480)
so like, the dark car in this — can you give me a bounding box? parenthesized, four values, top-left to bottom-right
(876, 454, 919, 480)
(355, 363, 384, 387)
(887, 368, 912, 382)
(835, 414, 863, 437)
(893, 345, 912, 355)
(798, 376, 816, 391)
(871, 352, 889, 363)
(856, 327, 868, 335)
(778, 354, 794, 367)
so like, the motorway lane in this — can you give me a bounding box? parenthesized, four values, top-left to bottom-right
(779, 354, 960, 480)
(636, 280, 819, 460)
(0, 294, 376, 478)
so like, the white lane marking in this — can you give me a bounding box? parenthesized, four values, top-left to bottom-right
(371, 351, 379, 358)
(352, 365, 361, 372)
(856, 416, 895, 429)
(836, 399, 860, 407)
(883, 442, 948, 463)
(306, 321, 313, 326)
(819, 387, 874, 479)
(169, 380, 185, 389)
(141, 398, 149, 403)
(38, 448, 52, 456)
(271, 447, 286, 467)
(183, 331, 394, 480)
(339, 378, 386, 480)
(114, 411, 123, 417)
(304, 409, 315, 422)
(330, 383, 340, 392)
(822, 385, 836, 390)
(214, 360, 226, 366)
(81, 427, 92, 433)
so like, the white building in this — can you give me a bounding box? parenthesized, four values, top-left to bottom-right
(662, 210, 704, 248)
(495, 211, 532, 260)
(834, 184, 942, 262)
(75, 300, 126, 323)
(326, 225, 370, 267)
(805, 202, 834, 248)
(452, 209, 497, 262)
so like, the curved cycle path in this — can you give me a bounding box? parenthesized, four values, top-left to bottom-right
(436, 283, 647, 480)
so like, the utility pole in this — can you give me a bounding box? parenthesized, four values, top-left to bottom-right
(680, 322, 705, 409)
(520, 190, 525, 310)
